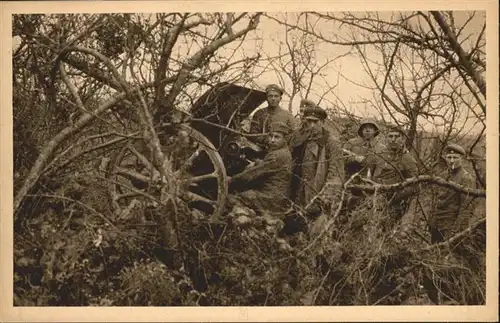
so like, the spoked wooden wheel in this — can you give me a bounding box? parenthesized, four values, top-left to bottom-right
(107, 124, 228, 222)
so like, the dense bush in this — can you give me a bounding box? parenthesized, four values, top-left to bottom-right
(14, 173, 486, 306)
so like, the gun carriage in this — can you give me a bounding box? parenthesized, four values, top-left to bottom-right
(106, 82, 270, 222)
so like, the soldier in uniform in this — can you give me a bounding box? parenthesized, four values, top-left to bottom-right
(298, 98, 317, 121)
(428, 143, 476, 243)
(286, 105, 345, 283)
(289, 105, 345, 221)
(343, 118, 385, 179)
(226, 122, 293, 216)
(372, 125, 419, 230)
(249, 84, 297, 149)
(342, 119, 385, 211)
(423, 143, 478, 305)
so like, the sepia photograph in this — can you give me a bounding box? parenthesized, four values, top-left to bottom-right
(1, 0, 498, 322)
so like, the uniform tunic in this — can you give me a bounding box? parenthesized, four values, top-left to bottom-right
(342, 136, 385, 211)
(372, 147, 419, 224)
(249, 106, 297, 147)
(228, 146, 293, 215)
(343, 136, 385, 179)
(373, 148, 418, 187)
(290, 128, 344, 209)
(430, 167, 477, 242)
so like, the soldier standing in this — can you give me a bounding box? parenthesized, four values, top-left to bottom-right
(343, 118, 385, 179)
(423, 143, 478, 305)
(226, 122, 293, 216)
(249, 84, 297, 149)
(289, 105, 345, 224)
(428, 143, 476, 244)
(286, 105, 345, 285)
(372, 125, 419, 230)
(298, 98, 317, 121)
(342, 119, 385, 211)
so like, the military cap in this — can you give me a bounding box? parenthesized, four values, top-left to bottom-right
(265, 84, 284, 95)
(385, 124, 405, 135)
(444, 143, 466, 156)
(300, 98, 317, 109)
(268, 121, 292, 135)
(303, 106, 327, 121)
(357, 118, 380, 137)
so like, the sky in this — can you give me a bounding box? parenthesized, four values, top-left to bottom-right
(11, 10, 486, 136)
(234, 11, 486, 135)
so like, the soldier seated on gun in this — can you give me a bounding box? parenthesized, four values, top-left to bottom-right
(342, 118, 385, 210)
(372, 125, 419, 231)
(428, 143, 477, 244)
(225, 122, 293, 218)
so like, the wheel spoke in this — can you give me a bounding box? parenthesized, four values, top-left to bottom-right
(174, 148, 201, 176)
(115, 166, 153, 184)
(185, 192, 217, 205)
(182, 172, 218, 184)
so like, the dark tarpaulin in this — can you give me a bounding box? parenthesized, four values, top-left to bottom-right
(189, 82, 267, 148)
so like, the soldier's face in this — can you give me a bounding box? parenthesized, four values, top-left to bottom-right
(266, 91, 282, 108)
(445, 153, 462, 170)
(299, 106, 306, 118)
(387, 132, 403, 149)
(305, 118, 323, 133)
(361, 125, 377, 139)
(268, 132, 286, 150)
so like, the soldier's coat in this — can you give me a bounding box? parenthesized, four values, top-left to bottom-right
(430, 166, 477, 240)
(249, 106, 297, 147)
(372, 147, 419, 224)
(340, 134, 385, 212)
(229, 145, 293, 214)
(343, 136, 385, 179)
(290, 128, 345, 209)
(373, 147, 419, 196)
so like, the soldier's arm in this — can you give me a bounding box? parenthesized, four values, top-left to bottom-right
(396, 153, 420, 199)
(369, 141, 386, 170)
(248, 110, 267, 146)
(287, 113, 299, 132)
(318, 136, 345, 204)
(342, 139, 360, 164)
(371, 153, 385, 180)
(231, 150, 282, 183)
(365, 144, 382, 172)
(457, 173, 478, 226)
(406, 154, 419, 177)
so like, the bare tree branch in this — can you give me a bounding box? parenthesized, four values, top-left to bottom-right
(348, 175, 485, 197)
(430, 11, 486, 98)
(14, 89, 129, 213)
(157, 13, 262, 120)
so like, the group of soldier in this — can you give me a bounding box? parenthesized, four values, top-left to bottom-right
(225, 83, 477, 245)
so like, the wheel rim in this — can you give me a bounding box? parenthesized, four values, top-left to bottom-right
(107, 124, 228, 222)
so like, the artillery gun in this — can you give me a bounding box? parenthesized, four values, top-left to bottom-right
(106, 82, 271, 221)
